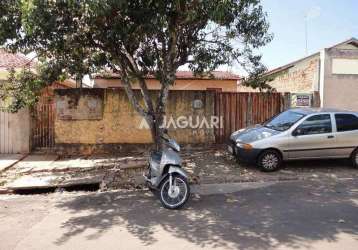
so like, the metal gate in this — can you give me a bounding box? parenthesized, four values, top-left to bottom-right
(31, 91, 55, 149)
(214, 92, 288, 143)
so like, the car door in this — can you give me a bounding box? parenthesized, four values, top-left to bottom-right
(333, 113, 358, 158)
(286, 113, 337, 159)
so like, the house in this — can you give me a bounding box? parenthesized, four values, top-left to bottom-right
(0, 49, 34, 79)
(0, 49, 75, 153)
(260, 38, 358, 110)
(0, 50, 34, 153)
(93, 70, 241, 92)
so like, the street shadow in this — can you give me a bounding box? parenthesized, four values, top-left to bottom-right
(54, 180, 358, 249)
(240, 158, 355, 174)
(283, 158, 353, 169)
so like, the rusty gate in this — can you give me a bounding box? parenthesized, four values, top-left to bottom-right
(32, 83, 71, 150)
(214, 92, 289, 143)
(32, 88, 56, 149)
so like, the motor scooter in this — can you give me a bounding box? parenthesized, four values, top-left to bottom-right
(144, 130, 190, 209)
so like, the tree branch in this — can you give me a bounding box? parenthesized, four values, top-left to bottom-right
(120, 46, 155, 114)
(118, 65, 148, 119)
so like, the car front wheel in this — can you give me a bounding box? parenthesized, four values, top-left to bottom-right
(257, 150, 282, 172)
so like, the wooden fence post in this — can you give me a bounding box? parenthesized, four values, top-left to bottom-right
(247, 93, 253, 126)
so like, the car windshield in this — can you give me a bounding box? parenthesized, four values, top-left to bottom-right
(263, 110, 305, 131)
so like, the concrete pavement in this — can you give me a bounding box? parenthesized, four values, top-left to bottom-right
(1, 179, 358, 250)
(1, 154, 148, 191)
(0, 154, 25, 172)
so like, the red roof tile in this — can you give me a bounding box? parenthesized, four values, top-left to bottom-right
(0, 49, 34, 68)
(95, 70, 240, 80)
(175, 71, 240, 80)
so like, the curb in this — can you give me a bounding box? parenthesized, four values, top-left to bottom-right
(0, 188, 13, 195)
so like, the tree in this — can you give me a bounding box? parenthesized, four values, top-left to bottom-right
(0, 0, 272, 149)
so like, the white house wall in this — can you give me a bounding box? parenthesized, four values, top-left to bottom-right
(322, 46, 358, 111)
(0, 108, 31, 154)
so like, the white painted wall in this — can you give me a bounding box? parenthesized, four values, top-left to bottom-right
(332, 58, 358, 75)
(321, 47, 358, 111)
(0, 108, 31, 154)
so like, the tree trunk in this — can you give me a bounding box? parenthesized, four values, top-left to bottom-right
(152, 82, 171, 151)
(118, 66, 173, 151)
(146, 111, 165, 151)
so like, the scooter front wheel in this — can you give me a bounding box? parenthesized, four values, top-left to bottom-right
(159, 174, 190, 209)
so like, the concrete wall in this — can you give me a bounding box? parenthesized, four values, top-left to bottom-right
(321, 46, 358, 111)
(54, 89, 216, 152)
(267, 55, 320, 93)
(94, 78, 238, 92)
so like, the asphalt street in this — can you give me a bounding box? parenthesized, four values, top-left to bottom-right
(1, 178, 358, 250)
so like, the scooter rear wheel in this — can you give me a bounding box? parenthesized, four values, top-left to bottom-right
(159, 174, 190, 209)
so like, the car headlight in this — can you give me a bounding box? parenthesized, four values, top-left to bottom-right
(236, 142, 253, 150)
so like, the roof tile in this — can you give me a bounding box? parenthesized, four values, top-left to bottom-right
(95, 70, 240, 80)
(0, 49, 34, 68)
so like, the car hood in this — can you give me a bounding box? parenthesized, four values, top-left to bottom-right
(230, 124, 281, 144)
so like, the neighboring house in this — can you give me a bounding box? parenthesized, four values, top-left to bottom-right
(93, 70, 241, 92)
(0, 49, 75, 153)
(0, 50, 33, 154)
(0, 49, 34, 80)
(259, 38, 358, 111)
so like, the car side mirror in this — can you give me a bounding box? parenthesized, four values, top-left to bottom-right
(292, 128, 302, 137)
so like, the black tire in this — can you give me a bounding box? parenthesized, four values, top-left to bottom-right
(351, 148, 358, 168)
(257, 149, 282, 172)
(159, 174, 190, 209)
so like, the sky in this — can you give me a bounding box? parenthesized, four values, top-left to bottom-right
(257, 0, 358, 70)
(26, 0, 358, 77)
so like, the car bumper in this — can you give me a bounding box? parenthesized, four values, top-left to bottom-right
(228, 140, 262, 164)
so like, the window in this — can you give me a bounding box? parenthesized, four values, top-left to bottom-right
(295, 114, 332, 135)
(264, 110, 305, 131)
(335, 114, 358, 132)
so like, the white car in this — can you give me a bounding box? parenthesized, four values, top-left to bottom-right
(228, 108, 358, 171)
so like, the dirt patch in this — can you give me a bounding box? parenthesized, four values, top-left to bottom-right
(183, 146, 358, 184)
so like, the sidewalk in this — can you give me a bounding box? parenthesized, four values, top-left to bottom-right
(0, 154, 26, 172)
(1, 148, 358, 194)
(1, 153, 148, 193)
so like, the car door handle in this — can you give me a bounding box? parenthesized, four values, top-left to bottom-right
(327, 135, 335, 139)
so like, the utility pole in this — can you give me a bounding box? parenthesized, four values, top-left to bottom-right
(305, 14, 308, 55)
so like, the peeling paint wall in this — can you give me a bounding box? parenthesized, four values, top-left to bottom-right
(236, 55, 320, 94)
(267, 55, 320, 93)
(54, 89, 215, 147)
